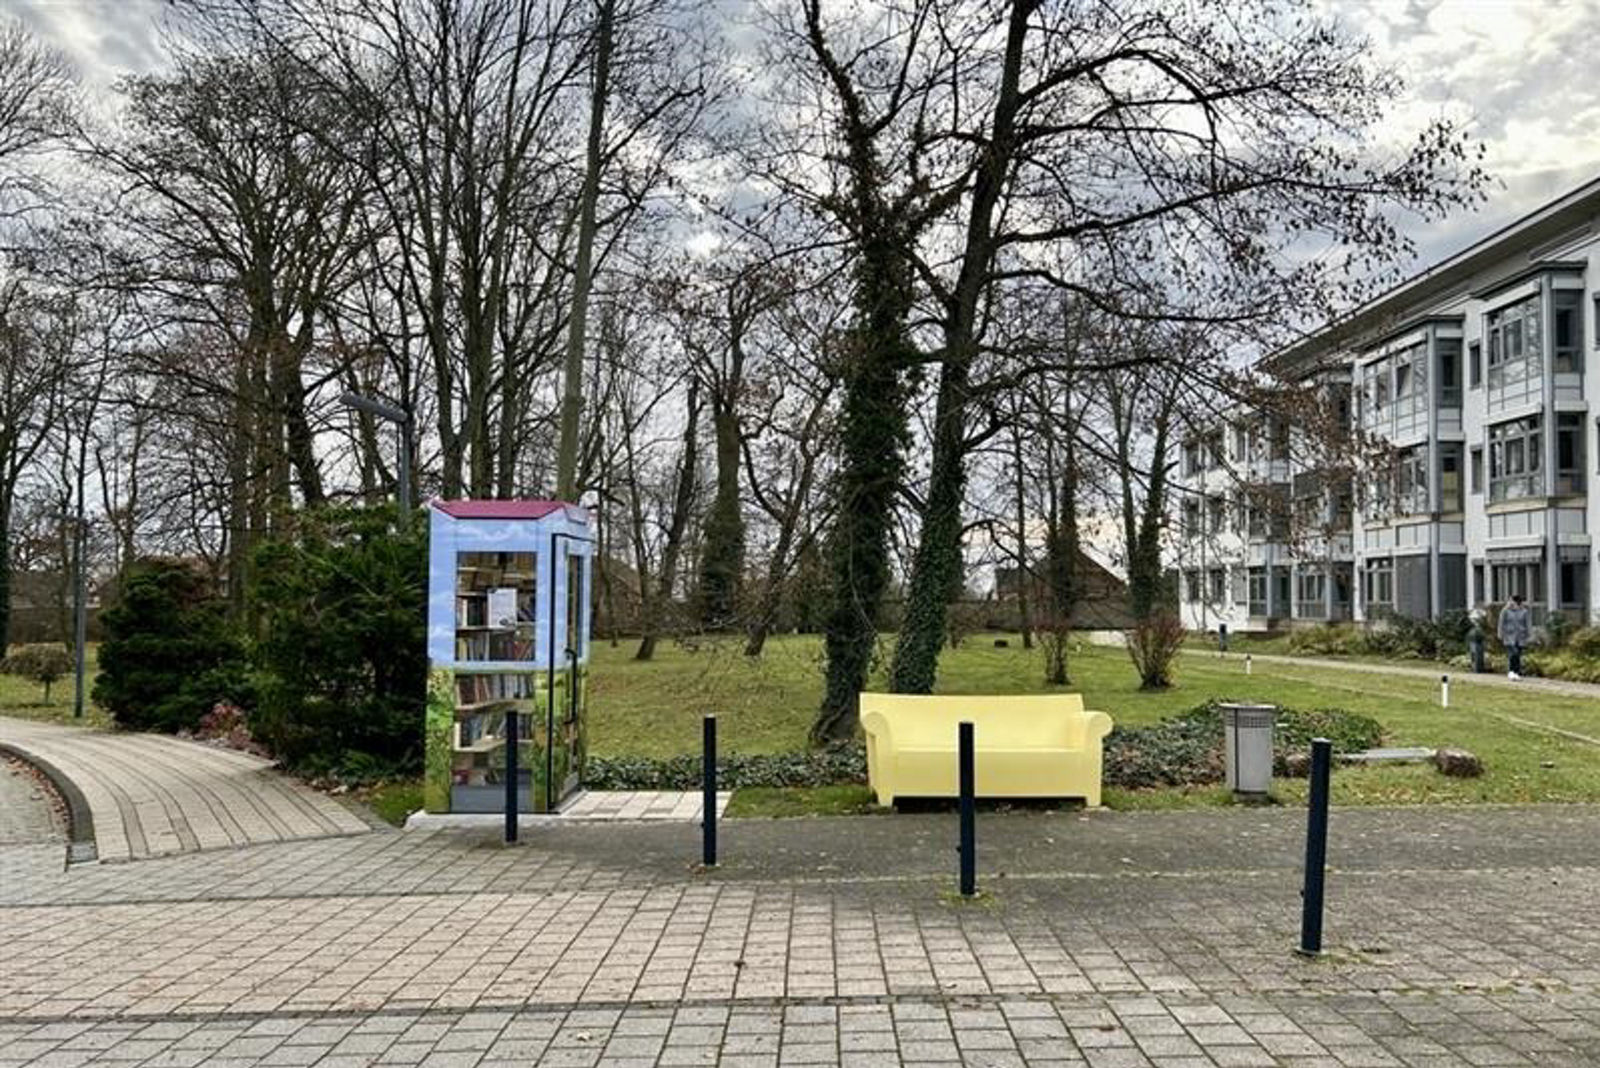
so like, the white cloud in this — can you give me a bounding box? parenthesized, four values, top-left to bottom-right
(14, 0, 1600, 268)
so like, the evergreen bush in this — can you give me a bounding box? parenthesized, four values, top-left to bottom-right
(249, 506, 427, 777)
(92, 559, 251, 732)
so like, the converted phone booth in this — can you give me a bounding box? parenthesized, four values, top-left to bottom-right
(423, 500, 594, 814)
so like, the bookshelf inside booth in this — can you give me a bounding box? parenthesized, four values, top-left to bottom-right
(424, 500, 594, 814)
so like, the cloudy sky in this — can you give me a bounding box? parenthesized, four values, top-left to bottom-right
(9, 0, 1600, 267)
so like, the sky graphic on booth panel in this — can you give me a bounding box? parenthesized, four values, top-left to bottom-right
(8, 0, 1600, 266)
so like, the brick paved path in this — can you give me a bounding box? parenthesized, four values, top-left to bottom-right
(3, 806, 1600, 1065)
(0, 717, 370, 862)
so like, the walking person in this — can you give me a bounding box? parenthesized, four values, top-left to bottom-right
(1497, 592, 1532, 680)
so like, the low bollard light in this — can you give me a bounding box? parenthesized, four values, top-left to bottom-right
(958, 721, 976, 897)
(703, 714, 718, 867)
(1297, 737, 1333, 956)
(1245, 653, 1253, 676)
(1441, 674, 1450, 708)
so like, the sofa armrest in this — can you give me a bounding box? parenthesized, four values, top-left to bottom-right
(1083, 710, 1114, 743)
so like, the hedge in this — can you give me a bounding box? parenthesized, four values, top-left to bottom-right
(585, 701, 1384, 792)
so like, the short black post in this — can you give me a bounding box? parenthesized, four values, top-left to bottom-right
(958, 721, 976, 897)
(702, 714, 718, 867)
(504, 709, 519, 844)
(1297, 737, 1332, 955)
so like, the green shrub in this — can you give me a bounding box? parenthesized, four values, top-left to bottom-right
(1286, 624, 1361, 656)
(587, 746, 869, 791)
(586, 701, 1384, 793)
(1567, 627, 1600, 659)
(2, 643, 74, 702)
(1543, 612, 1577, 650)
(92, 559, 252, 732)
(249, 506, 427, 777)
(1357, 611, 1473, 661)
(1105, 701, 1385, 788)
(1525, 650, 1600, 684)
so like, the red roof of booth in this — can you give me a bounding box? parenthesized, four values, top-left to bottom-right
(432, 499, 579, 520)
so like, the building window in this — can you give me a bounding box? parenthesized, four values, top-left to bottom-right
(1394, 343, 1428, 421)
(1485, 294, 1541, 389)
(1182, 498, 1201, 537)
(1437, 338, 1461, 407)
(1208, 567, 1227, 603)
(1396, 445, 1428, 516)
(1206, 432, 1226, 470)
(1488, 414, 1543, 503)
(1361, 359, 1389, 429)
(1491, 561, 1543, 605)
(1560, 561, 1589, 611)
(1297, 568, 1325, 610)
(1183, 441, 1201, 477)
(1472, 562, 1485, 605)
(1247, 567, 1267, 616)
(1269, 417, 1290, 461)
(1439, 442, 1463, 512)
(1469, 340, 1482, 388)
(1556, 412, 1586, 494)
(1185, 570, 1201, 602)
(1470, 446, 1483, 495)
(1554, 290, 1583, 373)
(1206, 495, 1226, 533)
(1363, 557, 1394, 612)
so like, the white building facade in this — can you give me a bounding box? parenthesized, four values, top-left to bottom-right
(1173, 178, 1600, 633)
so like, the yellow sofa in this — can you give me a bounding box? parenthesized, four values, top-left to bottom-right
(860, 692, 1114, 807)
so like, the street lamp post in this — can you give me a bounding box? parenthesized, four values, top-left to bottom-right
(50, 510, 89, 720)
(340, 391, 414, 526)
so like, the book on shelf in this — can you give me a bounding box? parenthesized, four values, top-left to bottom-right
(455, 595, 488, 627)
(455, 673, 536, 705)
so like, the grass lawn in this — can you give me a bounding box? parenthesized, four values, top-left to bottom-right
(0, 647, 109, 727)
(590, 632, 1600, 811)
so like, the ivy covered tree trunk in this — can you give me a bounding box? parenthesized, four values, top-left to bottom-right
(1043, 444, 1081, 685)
(697, 390, 744, 629)
(890, 359, 970, 693)
(886, 0, 1027, 695)
(1127, 402, 1175, 622)
(812, 311, 910, 743)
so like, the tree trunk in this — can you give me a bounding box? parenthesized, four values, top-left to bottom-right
(885, 0, 1028, 695)
(1012, 430, 1033, 650)
(890, 358, 970, 693)
(635, 376, 699, 660)
(555, 0, 615, 501)
(0, 489, 11, 657)
(698, 388, 743, 628)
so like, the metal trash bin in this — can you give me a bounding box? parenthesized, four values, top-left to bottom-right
(1221, 702, 1276, 796)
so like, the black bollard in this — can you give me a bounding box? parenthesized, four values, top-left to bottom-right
(505, 709, 519, 844)
(1298, 737, 1332, 955)
(702, 714, 718, 867)
(959, 721, 976, 897)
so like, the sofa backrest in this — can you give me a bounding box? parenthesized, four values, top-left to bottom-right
(860, 692, 1095, 748)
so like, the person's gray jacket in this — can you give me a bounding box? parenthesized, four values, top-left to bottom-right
(1498, 604, 1532, 646)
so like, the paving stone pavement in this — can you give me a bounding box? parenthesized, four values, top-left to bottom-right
(0, 717, 370, 862)
(3, 806, 1600, 1066)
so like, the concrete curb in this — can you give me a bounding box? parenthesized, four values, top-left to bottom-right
(0, 739, 98, 864)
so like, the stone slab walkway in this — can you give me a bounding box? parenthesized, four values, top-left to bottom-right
(406, 790, 733, 831)
(0, 717, 369, 863)
(4, 805, 1600, 1064)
